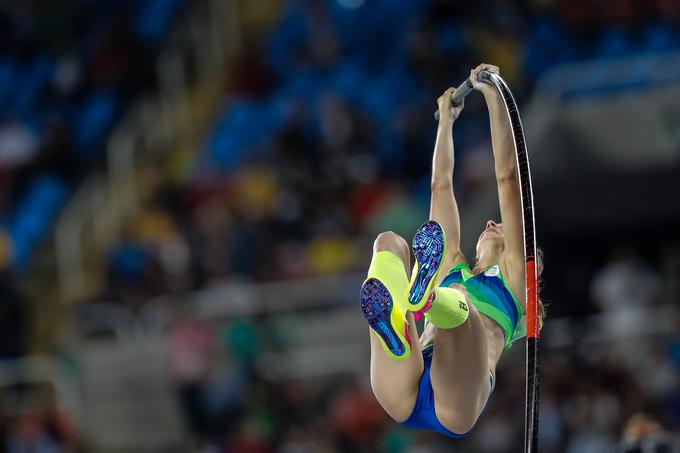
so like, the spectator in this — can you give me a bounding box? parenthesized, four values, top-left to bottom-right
(590, 246, 662, 336)
(0, 117, 38, 170)
(621, 413, 680, 453)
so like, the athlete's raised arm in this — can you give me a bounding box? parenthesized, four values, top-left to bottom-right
(470, 64, 524, 274)
(430, 87, 466, 268)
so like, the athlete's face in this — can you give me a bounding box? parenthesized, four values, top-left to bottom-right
(476, 220, 504, 257)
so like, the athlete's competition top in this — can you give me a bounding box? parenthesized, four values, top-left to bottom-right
(441, 262, 525, 348)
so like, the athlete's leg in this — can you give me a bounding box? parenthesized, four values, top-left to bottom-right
(367, 231, 424, 422)
(430, 289, 501, 434)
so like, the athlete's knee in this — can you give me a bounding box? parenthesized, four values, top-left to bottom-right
(431, 177, 452, 192)
(436, 401, 485, 435)
(434, 376, 491, 434)
(374, 231, 409, 256)
(370, 378, 417, 423)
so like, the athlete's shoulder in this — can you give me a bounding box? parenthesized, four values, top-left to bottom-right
(499, 252, 526, 308)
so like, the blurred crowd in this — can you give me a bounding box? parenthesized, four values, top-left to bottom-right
(0, 0, 182, 272)
(0, 0, 183, 447)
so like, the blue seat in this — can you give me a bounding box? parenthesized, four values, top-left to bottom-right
(208, 99, 286, 170)
(74, 92, 119, 155)
(8, 176, 68, 269)
(136, 0, 183, 46)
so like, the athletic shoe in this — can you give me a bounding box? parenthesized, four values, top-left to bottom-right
(361, 278, 411, 361)
(406, 220, 447, 312)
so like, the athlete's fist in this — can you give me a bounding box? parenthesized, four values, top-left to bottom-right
(470, 63, 499, 97)
(436, 86, 464, 123)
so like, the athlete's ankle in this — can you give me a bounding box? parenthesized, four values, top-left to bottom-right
(423, 286, 469, 329)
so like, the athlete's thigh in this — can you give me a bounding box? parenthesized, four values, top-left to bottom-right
(367, 234, 425, 421)
(369, 310, 424, 421)
(429, 306, 491, 433)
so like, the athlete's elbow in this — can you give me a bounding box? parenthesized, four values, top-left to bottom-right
(495, 168, 517, 184)
(431, 177, 453, 191)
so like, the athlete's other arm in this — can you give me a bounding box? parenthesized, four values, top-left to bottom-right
(470, 64, 524, 274)
(430, 88, 466, 268)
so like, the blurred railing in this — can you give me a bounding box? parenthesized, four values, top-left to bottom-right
(54, 0, 242, 303)
(0, 355, 82, 440)
(72, 333, 185, 451)
(72, 272, 679, 380)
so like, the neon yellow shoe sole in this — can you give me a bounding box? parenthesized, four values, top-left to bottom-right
(406, 220, 447, 312)
(361, 278, 411, 361)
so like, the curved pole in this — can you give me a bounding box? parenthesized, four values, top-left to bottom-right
(436, 71, 540, 453)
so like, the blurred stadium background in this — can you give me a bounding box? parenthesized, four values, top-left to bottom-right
(0, 0, 679, 451)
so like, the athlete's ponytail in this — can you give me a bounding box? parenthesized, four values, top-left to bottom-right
(536, 248, 546, 331)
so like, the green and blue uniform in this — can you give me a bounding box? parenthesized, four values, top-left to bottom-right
(441, 262, 525, 348)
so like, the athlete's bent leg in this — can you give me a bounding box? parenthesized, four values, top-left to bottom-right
(366, 231, 424, 422)
(430, 301, 493, 434)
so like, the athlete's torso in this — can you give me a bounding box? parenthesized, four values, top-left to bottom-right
(440, 261, 526, 347)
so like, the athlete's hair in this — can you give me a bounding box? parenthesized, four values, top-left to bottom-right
(536, 248, 546, 331)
